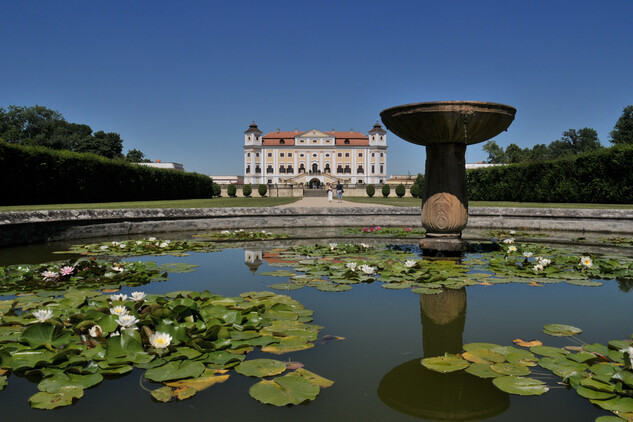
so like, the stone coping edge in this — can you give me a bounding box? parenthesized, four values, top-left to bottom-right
(2, 206, 633, 225)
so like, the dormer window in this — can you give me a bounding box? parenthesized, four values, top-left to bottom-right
(280, 139, 285, 144)
(344, 139, 350, 144)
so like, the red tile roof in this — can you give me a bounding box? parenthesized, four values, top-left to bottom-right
(262, 130, 369, 146)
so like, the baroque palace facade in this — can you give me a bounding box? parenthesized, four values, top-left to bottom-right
(243, 121, 387, 186)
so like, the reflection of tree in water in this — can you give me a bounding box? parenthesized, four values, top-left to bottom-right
(378, 289, 509, 421)
(617, 278, 633, 293)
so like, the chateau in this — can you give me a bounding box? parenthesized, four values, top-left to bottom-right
(243, 121, 387, 187)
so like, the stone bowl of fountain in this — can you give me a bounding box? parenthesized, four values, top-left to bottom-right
(380, 101, 516, 253)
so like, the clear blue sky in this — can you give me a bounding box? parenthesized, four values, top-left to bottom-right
(2, 1, 632, 176)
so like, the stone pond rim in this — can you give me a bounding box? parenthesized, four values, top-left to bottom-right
(379, 101, 517, 146)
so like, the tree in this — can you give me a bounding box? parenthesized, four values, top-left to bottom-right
(560, 128, 601, 154)
(410, 183, 420, 198)
(242, 184, 252, 197)
(258, 184, 267, 197)
(126, 149, 149, 162)
(482, 140, 507, 164)
(610, 105, 633, 145)
(366, 184, 375, 197)
(381, 184, 391, 197)
(505, 143, 527, 163)
(212, 183, 221, 197)
(76, 131, 123, 158)
(227, 184, 237, 197)
(395, 183, 405, 198)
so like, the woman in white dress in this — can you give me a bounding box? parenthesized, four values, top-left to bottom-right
(327, 184, 333, 202)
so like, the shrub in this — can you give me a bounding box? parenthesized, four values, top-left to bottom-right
(366, 184, 375, 197)
(410, 183, 420, 198)
(381, 184, 391, 198)
(258, 184, 268, 197)
(395, 183, 406, 198)
(212, 183, 221, 197)
(227, 184, 237, 197)
(242, 184, 252, 197)
(0, 141, 214, 206)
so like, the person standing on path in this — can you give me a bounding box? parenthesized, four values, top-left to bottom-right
(327, 184, 333, 203)
(336, 181, 343, 203)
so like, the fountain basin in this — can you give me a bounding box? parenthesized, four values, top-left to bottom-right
(380, 101, 516, 146)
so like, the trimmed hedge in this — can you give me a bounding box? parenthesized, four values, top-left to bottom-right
(381, 184, 391, 198)
(395, 183, 406, 198)
(227, 184, 237, 197)
(258, 184, 267, 197)
(0, 142, 214, 206)
(366, 184, 375, 198)
(466, 145, 633, 203)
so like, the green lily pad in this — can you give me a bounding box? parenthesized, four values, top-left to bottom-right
(492, 376, 549, 395)
(543, 324, 582, 337)
(38, 373, 103, 393)
(421, 355, 470, 373)
(29, 386, 84, 409)
(591, 396, 633, 413)
(234, 359, 287, 377)
(465, 363, 503, 379)
(249, 372, 320, 406)
(151, 386, 174, 402)
(530, 345, 569, 357)
(575, 386, 616, 400)
(315, 284, 352, 292)
(268, 283, 304, 291)
(490, 363, 531, 376)
(20, 323, 72, 349)
(145, 360, 205, 382)
(294, 368, 334, 388)
(260, 270, 297, 277)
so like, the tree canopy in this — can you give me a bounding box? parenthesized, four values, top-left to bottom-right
(482, 127, 602, 164)
(610, 105, 633, 145)
(0, 105, 146, 160)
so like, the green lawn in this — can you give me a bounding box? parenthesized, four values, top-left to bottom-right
(0, 197, 300, 212)
(343, 197, 633, 209)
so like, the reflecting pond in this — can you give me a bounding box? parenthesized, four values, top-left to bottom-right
(1, 230, 633, 421)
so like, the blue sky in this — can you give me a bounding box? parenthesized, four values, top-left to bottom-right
(2, 1, 632, 176)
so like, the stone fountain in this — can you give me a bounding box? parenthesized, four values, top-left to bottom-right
(380, 101, 516, 252)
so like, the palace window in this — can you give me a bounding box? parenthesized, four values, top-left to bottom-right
(337, 165, 343, 173)
(268, 153, 272, 157)
(288, 152, 292, 157)
(380, 165, 384, 173)
(279, 166, 285, 173)
(344, 165, 351, 174)
(357, 166, 364, 174)
(345, 153, 349, 157)
(312, 153, 317, 157)
(255, 166, 261, 174)
(371, 165, 375, 173)
(247, 153, 250, 157)
(372, 153, 375, 157)
(256, 153, 260, 157)
(358, 153, 363, 157)
(299, 164, 306, 173)
(267, 166, 273, 174)
(300, 153, 305, 157)
(337, 153, 342, 157)
(324, 163, 331, 173)
(246, 166, 250, 174)
(287, 165, 294, 174)
(325, 153, 329, 157)
(380, 153, 383, 157)
(280, 153, 284, 157)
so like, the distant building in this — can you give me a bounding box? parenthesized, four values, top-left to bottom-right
(210, 175, 244, 184)
(386, 175, 418, 185)
(465, 162, 503, 170)
(137, 160, 185, 172)
(243, 121, 388, 187)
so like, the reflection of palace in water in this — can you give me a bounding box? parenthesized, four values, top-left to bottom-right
(378, 289, 509, 420)
(244, 250, 262, 274)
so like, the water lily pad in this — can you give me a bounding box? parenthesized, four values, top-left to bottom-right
(38, 373, 103, 393)
(591, 396, 633, 413)
(490, 363, 531, 376)
(492, 376, 549, 395)
(465, 363, 503, 378)
(235, 359, 287, 377)
(249, 372, 320, 406)
(421, 355, 470, 373)
(29, 385, 84, 409)
(294, 368, 334, 388)
(315, 284, 352, 292)
(530, 345, 569, 357)
(543, 324, 582, 337)
(260, 270, 297, 277)
(268, 283, 304, 291)
(165, 370, 230, 391)
(575, 386, 616, 400)
(145, 360, 205, 382)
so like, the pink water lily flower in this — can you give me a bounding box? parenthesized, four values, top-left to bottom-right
(59, 266, 74, 276)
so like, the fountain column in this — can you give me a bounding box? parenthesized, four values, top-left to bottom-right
(380, 101, 516, 253)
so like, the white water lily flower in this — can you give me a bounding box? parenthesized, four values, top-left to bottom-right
(509, 230, 516, 234)
(580, 256, 593, 268)
(503, 238, 515, 244)
(346, 262, 357, 272)
(221, 230, 230, 235)
(149, 332, 173, 349)
(538, 258, 552, 267)
(508, 245, 517, 253)
(119, 243, 126, 248)
(148, 237, 157, 241)
(523, 252, 533, 258)
(110, 305, 129, 316)
(159, 242, 169, 248)
(533, 264, 544, 272)
(111, 241, 120, 246)
(109, 293, 128, 301)
(360, 265, 375, 275)
(33, 309, 53, 322)
(41, 270, 58, 279)
(100, 245, 109, 250)
(130, 291, 146, 301)
(136, 241, 143, 245)
(111, 265, 125, 273)
(404, 260, 416, 268)
(360, 243, 370, 249)
(626, 346, 633, 368)
(116, 314, 139, 328)
(110, 331, 120, 337)
(88, 325, 103, 337)
(329, 243, 337, 250)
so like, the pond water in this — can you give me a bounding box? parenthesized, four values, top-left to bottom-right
(1, 232, 632, 421)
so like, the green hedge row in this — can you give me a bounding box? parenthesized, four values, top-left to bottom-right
(466, 145, 633, 203)
(0, 142, 214, 205)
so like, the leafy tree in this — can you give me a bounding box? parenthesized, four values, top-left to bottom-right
(365, 184, 375, 197)
(212, 183, 221, 197)
(395, 183, 405, 198)
(560, 128, 601, 154)
(242, 184, 252, 197)
(258, 184, 267, 197)
(75, 131, 123, 159)
(482, 140, 507, 164)
(227, 184, 237, 197)
(610, 105, 633, 145)
(410, 183, 420, 198)
(126, 149, 149, 162)
(381, 184, 391, 198)
(415, 173, 425, 187)
(505, 143, 527, 163)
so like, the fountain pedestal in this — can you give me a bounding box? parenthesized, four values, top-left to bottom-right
(380, 101, 516, 253)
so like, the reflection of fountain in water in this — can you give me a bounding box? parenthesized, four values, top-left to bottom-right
(378, 289, 509, 420)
